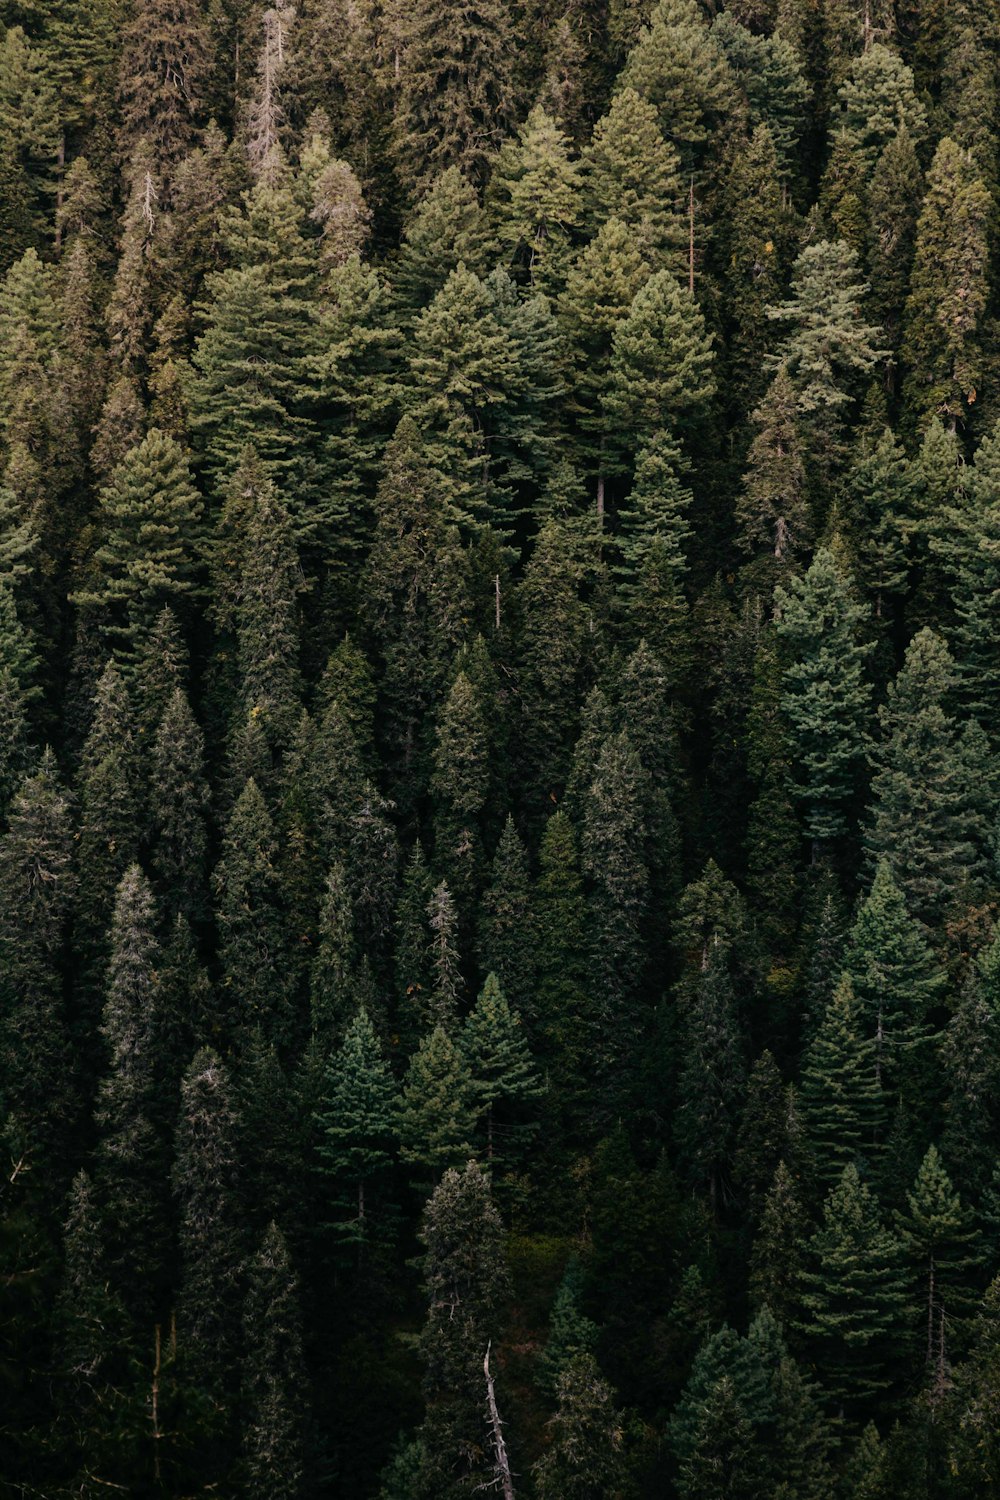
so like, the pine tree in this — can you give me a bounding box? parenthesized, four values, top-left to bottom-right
(172, 1048, 245, 1391)
(797, 1163, 909, 1417)
(603, 267, 716, 457)
(148, 685, 210, 920)
(842, 861, 945, 1103)
(581, 730, 650, 1080)
(212, 779, 292, 1044)
(711, 13, 809, 179)
(897, 1144, 981, 1379)
(74, 430, 203, 654)
(750, 1160, 809, 1326)
(775, 546, 872, 850)
(582, 86, 685, 263)
(799, 977, 883, 1196)
(413, 1160, 511, 1498)
(93, 865, 169, 1324)
(488, 104, 582, 296)
(0, 750, 77, 1184)
(430, 671, 488, 911)
(316, 1008, 398, 1256)
(538, 1257, 599, 1396)
(394, 167, 489, 314)
(618, 0, 735, 169)
(461, 973, 543, 1164)
(117, 0, 211, 165)
(835, 44, 926, 178)
(392, 0, 517, 195)
(397, 1025, 479, 1181)
(189, 180, 322, 505)
(867, 628, 989, 924)
(533, 1353, 627, 1500)
(242, 1223, 308, 1500)
(902, 137, 991, 431)
(767, 239, 887, 484)
(477, 818, 535, 1022)
(736, 367, 810, 589)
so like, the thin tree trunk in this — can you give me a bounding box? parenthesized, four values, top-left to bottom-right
(484, 1342, 515, 1500)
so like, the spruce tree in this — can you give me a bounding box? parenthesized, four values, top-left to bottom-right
(902, 137, 991, 431)
(736, 367, 810, 589)
(430, 671, 488, 912)
(117, 0, 211, 164)
(316, 1008, 398, 1257)
(310, 861, 358, 1044)
(488, 104, 582, 296)
(675, 953, 747, 1213)
(618, 0, 734, 169)
(394, 167, 489, 314)
(415, 1161, 511, 1498)
(149, 687, 210, 922)
(897, 1144, 981, 1378)
(533, 1354, 627, 1500)
(604, 267, 716, 457)
(397, 1025, 479, 1182)
(750, 1160, 809, 1326)
(392, 0, 516, 195)
(797, 1163, 909, 1418)
(461, 973, 543, 1164)
(242, 1223, 308, 1500)
(775, 546, 872, 850)
(539, 1257, 599, 1397)
(614, 431, 693, 670)
(582, 86, 685, 263)
(799, 977, 883, 1196)
(841, 861, 945, 1104)
(477, 817, 535, 1023)
(867, 628, 989, 924)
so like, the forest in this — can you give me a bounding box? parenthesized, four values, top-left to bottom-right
(2, 0, 1000, 1494)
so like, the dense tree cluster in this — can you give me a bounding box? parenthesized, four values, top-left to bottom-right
(3, 0, 1000, 1495)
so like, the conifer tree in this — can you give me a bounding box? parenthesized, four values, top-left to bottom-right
(797, 1163, 909, 1417)
(430, 671, 488, 911)
(533, 1353, 627, 1500)
(394, 842, 434, 1046)
(0, 750, 77, 1182)
(477, 818, 535, 1022)
(614, 432, 693, 670)
(539, 1257, 599, 1396)
(394, 167, 489, 314)
(835, 44, 925, 178)
(117, 0, 211, 165)
(582, 86, 685, 263)
(941, 950, 1000, 1203)
(415, 1161, 511, 1498)
(775, 546, 871, 850)
(310, 861, 358, 1043)
(461, 973, 542, 1164)
(842, 861, 944, 1102)
(212, 779, 292, 1044)
(488, 104, 582, 296)
(867, 628, 989, 924)
(172, 1048, 245, 1391)
(242, 1222, 308, 1500)
(799, 978, 883, 1196)
(149, 686, 210, 922)
(397, 1025, 479, 1181)
(604, 268, 716, 456)
(93, 865, 169, 1323)
(316, 1008, 398, 1255)
(392, 0, 517, 195)
(675, 953, 746, 1212)
(897, 1144, 981, 1377)
(75, 429, 203, 653)
(533, 811, 597, 1131)
(426, 880, 463, 1027)
(736, 367, 810, 590)
(750, 1160, 809, 1326)
(902, 137, 991, 430)
(619, 0, 735, 169)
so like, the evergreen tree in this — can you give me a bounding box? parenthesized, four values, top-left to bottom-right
(172, 1048, 245, 1391)
(117, 0, 211, 164)
(619, 0, 735, 169)
(477, 817, 535, 1022)
(775, 546, 872, 850)
(604, 267, 716, 457)
(430, 671, 488, 911)
(539, 1257, 599, 1396)
(74, 430, 203, 653)
(799, 978, 883, 1196)
(614, 431, 693, 670)
(461, 973, 543, 1164)
(842, 860, 945, 1103)
(392, 0, 517, 194)
(397, 1025, 479, 1181)
(867, 628, 989, 924)
(897, 1144, 981, 1378)
(736, 367, 810, 588)
(242, 1222, 308, 1500)
(149, 687, 210, 921)
(310, 861, 358, 1043)
(582, 86, 685, 263)
(750, 1160, 809, 1326)
(394, 167, 489, 313)
(533, 1354, 627, 1500)
(413, 1160, 511, 1498)
(797, 1164, 909, 1418)
(316, 1008, 398, 1256)
(675, 952, 747, 1213)
(488, 103, 582, 295)
(902, 137, 991, 431)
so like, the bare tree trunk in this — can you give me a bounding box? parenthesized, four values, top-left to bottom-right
(484, 1342, 515, 1500)
(495, 574, 501, 631)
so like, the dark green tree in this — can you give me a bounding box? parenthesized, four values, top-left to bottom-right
(242, 1222, 308, 1500)
(316, 1008, 398, 1258)
(799, 977, 883, 1197)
